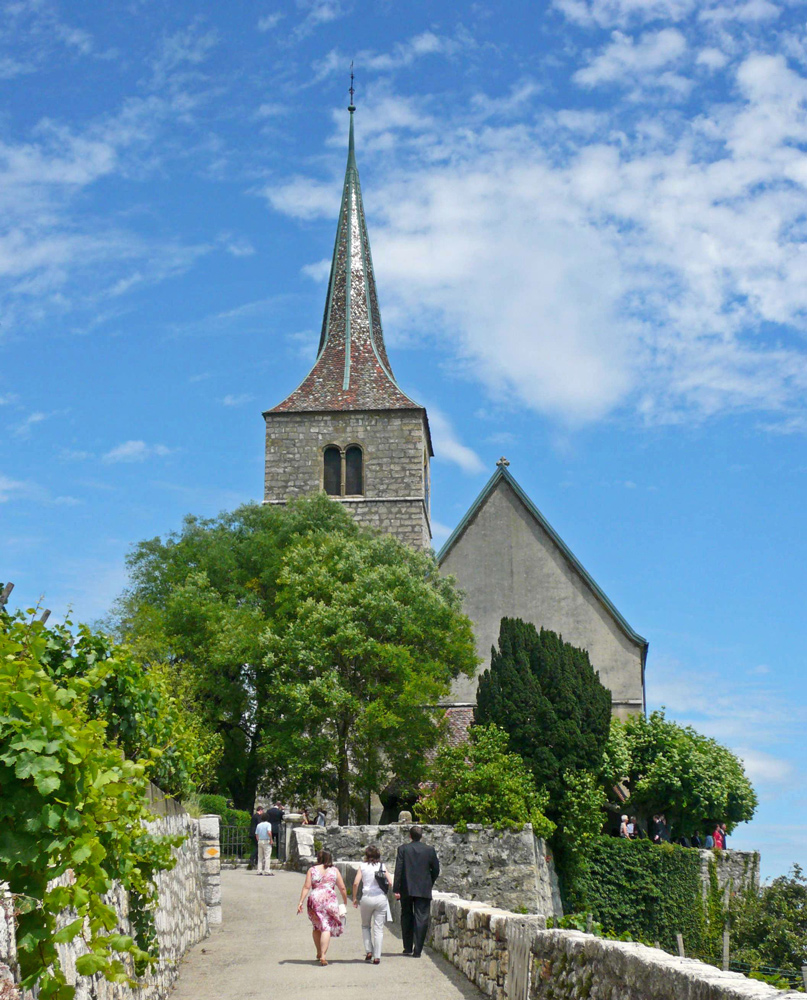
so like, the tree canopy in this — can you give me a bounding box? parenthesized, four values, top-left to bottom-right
(264, 529, 478, 823)
(601, 709, 757, 837)
(112, 496, 477, 816)
(474, 618, 612, 814)
(417, 724, 555, 836)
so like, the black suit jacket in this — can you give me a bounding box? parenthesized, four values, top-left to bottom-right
(393, 840, 440, 899)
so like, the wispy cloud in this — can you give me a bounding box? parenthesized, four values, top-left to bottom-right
(427, 407, 486, 474)
(257, 12, 284, 32)
(102, 441, 173, 463)
(574, 28, 689, 91)
(221, 393, 254, 407)
(12, 412, 49, 438)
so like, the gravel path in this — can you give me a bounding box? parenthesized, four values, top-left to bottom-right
(170, 867, 484, 1000)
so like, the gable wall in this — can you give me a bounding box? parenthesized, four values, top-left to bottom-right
(439, 479, 645, 715)
(263, 409, 431, 549)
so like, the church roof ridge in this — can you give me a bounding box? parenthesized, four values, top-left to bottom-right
(269, 103, 422, 414)
(437, 464, 649, 655)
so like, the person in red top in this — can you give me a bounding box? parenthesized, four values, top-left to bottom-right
(712, 824, 725, 849)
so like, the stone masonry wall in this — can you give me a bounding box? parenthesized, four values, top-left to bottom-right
(289, 824, 563, 917)
(0, 804, 221, 1000)
(698, 849, 760, 899)
(263, 409, 431, 549)
(428, 892, 802, 1000)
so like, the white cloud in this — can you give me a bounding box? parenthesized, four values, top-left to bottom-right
(263, 176, 339, 220)
(0, 393, 18, 406)
(430, 520, 454, 546)
(293, 0, 346, 40)
(0, 474, 27, 503)
(427, 407, 486, 474)
(736, 747, 794, 785)
(102, 440, 172, 463)
(697, 47, 729, 70)
(59, 449, 93, 461)
(12, 411, 49, 438)
(574, 29, 688, 88)
(257, 12, 284, 31)
(554, 0, 697, 29)
(221, 394, 254, 406)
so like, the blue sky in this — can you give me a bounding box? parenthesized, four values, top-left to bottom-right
(2, 0, 806, 877)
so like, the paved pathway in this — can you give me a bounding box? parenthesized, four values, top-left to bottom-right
(170, 868, 484, 1000)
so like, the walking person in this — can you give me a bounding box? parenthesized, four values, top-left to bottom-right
(248, 806, 264, 869)
(352, 845, 391, 965)
(619, 814, 630, 839)
(296, 850, 347, 966)
(265, 802, 284, 861)
(255, 815, 274, 876)
(393, 825, 440, 958)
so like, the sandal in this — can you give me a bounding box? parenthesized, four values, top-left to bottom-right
(365, 953, 373, 962)
(319, 958, 328, 966)
(373, 958, 380, 965)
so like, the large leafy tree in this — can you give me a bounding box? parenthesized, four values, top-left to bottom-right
(264, 530, 478, 824)
(474, 618, 612, 814)
(601, 709, 757, 836)
(730, 865, 807, 974)
(109, 495, 359, 810)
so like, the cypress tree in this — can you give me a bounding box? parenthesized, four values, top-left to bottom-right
(475, 618, 612, 812)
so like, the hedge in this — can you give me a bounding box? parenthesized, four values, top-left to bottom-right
(572, 837, 704, 954)
(196, 793, 251, 829)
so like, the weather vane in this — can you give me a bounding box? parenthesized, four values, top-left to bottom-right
(348, 61, 355, 111)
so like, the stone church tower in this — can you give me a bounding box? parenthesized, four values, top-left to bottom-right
(263, 105, 433, 549)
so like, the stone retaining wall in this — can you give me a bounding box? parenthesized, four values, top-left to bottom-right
(428, 892, 802, 1000)
(0, 804, 221, 1000)
(289, 823, 563, 917)
(698, 849, 759, 898)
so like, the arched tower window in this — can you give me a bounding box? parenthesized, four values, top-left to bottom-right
(323, 446, 342, 496)
(345, 445, 364, 496)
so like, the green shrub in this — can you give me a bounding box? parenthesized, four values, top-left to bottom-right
(196, 793, 251, 828)
(570, 837, 704, 954)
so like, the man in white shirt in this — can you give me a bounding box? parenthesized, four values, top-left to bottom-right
(255, 818, 275, 876)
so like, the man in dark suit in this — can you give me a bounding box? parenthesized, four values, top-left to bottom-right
(393, 825, 440, 957)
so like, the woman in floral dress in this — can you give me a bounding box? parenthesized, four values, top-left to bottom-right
(296, 850, 348, 965)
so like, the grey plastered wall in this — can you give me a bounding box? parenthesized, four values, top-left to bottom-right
(439, 477, 645, 713)
(263, 408, 431, 549)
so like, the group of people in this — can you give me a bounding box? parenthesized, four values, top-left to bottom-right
(619, 813, 730, 849)
(295, 824, 440, 967)
(250, 802, 327, 874)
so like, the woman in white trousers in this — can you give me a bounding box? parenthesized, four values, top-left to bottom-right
(352, 844, 389, 964)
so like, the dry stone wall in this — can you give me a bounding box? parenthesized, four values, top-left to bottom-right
(289, 823, 563, 917)
(428, 892, 802, 1000)
(0, 804, 221, 1000)
(698, 849, 759, 898)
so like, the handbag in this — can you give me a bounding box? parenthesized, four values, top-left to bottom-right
(374, 863, 391, 894)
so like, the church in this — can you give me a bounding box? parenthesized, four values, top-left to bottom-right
(263, 103, 647, 724)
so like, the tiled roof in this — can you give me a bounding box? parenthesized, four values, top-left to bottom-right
(269, 108, 420, 414)
(444, 707, 474, 747)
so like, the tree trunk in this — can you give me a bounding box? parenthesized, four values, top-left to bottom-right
(337, 722, 350, 825)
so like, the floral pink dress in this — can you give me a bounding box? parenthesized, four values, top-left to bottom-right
(307, 866, 344, 936)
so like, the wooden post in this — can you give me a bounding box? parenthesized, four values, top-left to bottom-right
(585, 913, 593, 934)
(0, 582, 13, 607)
(676, 933, 685, 957)
(654, 941, 660, 951)
(800, 965, 807, 992)
(722, 928, 730, 971)
(39, 609, 51, 624)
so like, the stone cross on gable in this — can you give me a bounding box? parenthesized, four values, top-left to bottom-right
(496, 457, 510, 467)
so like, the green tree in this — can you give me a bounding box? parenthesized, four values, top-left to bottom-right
(730, 865, 807, 973)
(475, 618, 612, 814)
(264, 530, 478, 824)
(417, 724, 555, 836)
(601, 709, 757, 837)
(0, 613, 178, 999)
(109, 495, 359, 810)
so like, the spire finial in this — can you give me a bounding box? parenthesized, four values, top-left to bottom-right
(496, 456, 510, 468)
(348, 61, 355, 112)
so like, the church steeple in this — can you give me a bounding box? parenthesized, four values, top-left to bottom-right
(270, 104, 419, 413)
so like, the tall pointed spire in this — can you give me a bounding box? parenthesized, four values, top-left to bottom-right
(270, 98, 419, 413)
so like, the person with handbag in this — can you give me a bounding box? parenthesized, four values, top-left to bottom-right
(351, 844, 390, 965)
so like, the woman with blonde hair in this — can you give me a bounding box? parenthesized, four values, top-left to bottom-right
(352, 844, 390, 964)
(297, 850, 347, 966)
